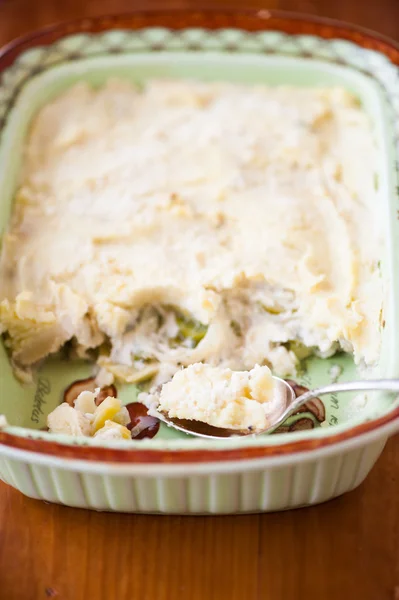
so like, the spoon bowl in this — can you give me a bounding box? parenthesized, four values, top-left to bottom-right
(156, 377, 296, 439)
(156, 378, 399, 439)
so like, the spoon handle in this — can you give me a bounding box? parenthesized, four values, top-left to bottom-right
(285, 379, 399, 421)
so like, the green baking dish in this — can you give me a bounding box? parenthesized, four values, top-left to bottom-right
(0, 10, 398, 513)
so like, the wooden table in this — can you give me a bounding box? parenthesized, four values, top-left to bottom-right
(0, 1, 399, 598)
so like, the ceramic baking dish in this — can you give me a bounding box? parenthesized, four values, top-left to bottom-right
(0, 10, 399, 514)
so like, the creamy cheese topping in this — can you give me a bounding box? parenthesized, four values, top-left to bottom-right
(0, 79, 383, 386)
(147, 363, 287, 432)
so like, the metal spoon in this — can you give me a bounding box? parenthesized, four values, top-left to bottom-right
(156, 378, 399, 439)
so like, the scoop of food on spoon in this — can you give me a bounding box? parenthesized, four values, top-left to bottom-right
(152, 372, 399, 440)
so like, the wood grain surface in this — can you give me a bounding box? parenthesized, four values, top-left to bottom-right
(0, 1, 399, 599)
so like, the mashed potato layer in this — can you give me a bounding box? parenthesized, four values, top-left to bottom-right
(0, 79, 383, 385)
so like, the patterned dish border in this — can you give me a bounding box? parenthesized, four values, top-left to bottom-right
(1, 9, 399, 463)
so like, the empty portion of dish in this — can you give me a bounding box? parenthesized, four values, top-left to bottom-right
(46, 363, 288, 437)
(0, 79, 382, 393)
(144, 363, 288, 432)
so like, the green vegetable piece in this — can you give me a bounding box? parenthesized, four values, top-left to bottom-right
(176, 313, 207, 344)
(286, 341, 313, 361)
(230, 320, 242, 337)
(259, 302, 284, 315)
